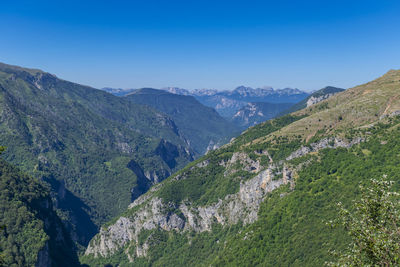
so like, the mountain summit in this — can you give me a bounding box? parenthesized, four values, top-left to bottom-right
(165, 86, 309, 118)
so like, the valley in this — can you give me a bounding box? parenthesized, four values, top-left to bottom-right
(1, 63, 400, 266)
(81, 70, 400, 265)
(0, 62, 197, 249)
(2, 2, 399, 266)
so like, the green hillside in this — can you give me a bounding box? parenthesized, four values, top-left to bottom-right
(0, 149, 80, 266)
(83, 70, 400, 266)
(125, 88, 240, 154)
(0, 62, 194, 246)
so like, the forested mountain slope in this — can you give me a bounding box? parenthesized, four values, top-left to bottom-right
(83, 69, 400, 266)
(0, 62, 194, 246)
(125, 88, 240, 154)
(0, 151, 80, 267)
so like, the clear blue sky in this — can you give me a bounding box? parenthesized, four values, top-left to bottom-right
(1, 0, 400, 91)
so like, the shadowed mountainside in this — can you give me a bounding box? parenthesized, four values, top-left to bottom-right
(0, 62, 194, 247)
(125, 88, 240, 154)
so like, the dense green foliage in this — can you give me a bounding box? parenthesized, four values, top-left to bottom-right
(0, 62, 193, 246)
(84, 114, 400, 266)
(0, 225, 4, 266)
(158, 151, 239, 207)
(104, 115, 303, 231)
(80, 113, 310, 266)
(155, 114, 305, 208)
(0, 159, 48, 266)
(0, 157, 79, 266)
(126, 88, 240, 154)
(328, 178, 400, 266)
(213, 119, 400, 266)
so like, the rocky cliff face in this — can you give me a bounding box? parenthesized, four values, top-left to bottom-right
(85, 134, 363, 261)
(231, 102, 294, 128)
(306, 93, 335, 107)
(85, 159, 290, 258)
(279, 86, 345, 116)
(286, 136, 364, 160)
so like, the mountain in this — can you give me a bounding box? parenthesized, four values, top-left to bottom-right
(231, 102, 294, 129)
(227, 86, 307, 102)
(104, 86, 309, 119)
(190, 94, 248, 118)
(162, 87, 191, 96)
(125, 88, 240, 154)
(166, 86, 309, 118)
(0, 153, 80, 266)
(83, 70, 400, 266)
(280, 86, 345, 115)
(101, 87, 136, 96)
(0, 62, 194, 247)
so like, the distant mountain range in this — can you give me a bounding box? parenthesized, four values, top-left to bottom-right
(102, 86, 310, 124)
(229, 86, 345, 129)
(162, 86, 306, 99)
(101, 85, 345, 131)
(163, 86, 309, 118)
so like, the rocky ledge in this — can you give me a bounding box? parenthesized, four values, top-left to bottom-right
(85, 135, 364, 261)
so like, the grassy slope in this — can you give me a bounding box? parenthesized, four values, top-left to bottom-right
(275, 71, 400, 141)
(0, 63, 193, 246)
(125, 88, 239, 154)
